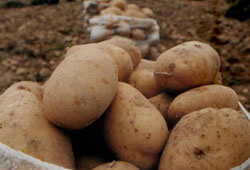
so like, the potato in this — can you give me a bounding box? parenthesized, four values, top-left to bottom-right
(148, 46, 160, 60)
(131, 28, 146, 41)
(98, 43, 133, 81)
(101, 6, 124, 15)
(101, 37, 142, 68)
(149, 93, 173, 120)
(159, 108, 250, 170)
(104, 82, 168, 170)
(129, 69, 161, 98)
(135, 59, 156, 71)
(154, 41, 221, 91)
(123, 9, 148, 18)
(110, 0, 127, 10)
(126, 4, 140, 10)
(42, 48, 118, 129)
(76, 156, 105, 170)
(168, 85, 239, 123)
(141, 8, 154, 18)
(213, 72, 222, 85)
(0, 90, 74, 168)
(93, 161, 139, 170)
(1, 81, 43, 101)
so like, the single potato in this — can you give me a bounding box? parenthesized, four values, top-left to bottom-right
(104, 82, 168, 170)
(141, 8, 154, 18)
(168, 85, 239, 122)
(0, 90, 74, 169)
(154, 41, 221, 91)
(129, 69, 161, 98)
(42, 48, 118, 129)
(159, 108, 250, 170)
(126, 4, 140, 10)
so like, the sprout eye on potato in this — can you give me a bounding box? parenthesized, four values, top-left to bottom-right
(159, 108, 250, 170)
(154, 41, 221, 91)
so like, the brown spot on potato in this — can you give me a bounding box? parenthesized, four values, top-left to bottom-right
(90, 86, 95, 91)
(0, 124, 2, 129)
(134, 128, 138, 133)
(147, 133, 151, 139)
(74, 97, 80, 105)
(17, 85, 32, 92)
(193, 147, 205, 160)
(102, 79, 109, 84)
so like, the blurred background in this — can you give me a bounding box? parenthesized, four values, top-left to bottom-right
(0, 0, 249, 109)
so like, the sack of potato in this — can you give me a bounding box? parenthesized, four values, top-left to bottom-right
(0, 38, 249, 170)
(83, 0, 159, 57)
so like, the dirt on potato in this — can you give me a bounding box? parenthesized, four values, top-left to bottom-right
(0, 0, 249, 109)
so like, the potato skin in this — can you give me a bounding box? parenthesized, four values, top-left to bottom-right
(102, 37, 142, 68)
(129, 69, 161, 98)
(168, 85, 239, 122)
(1, 81, 43, 101)
(110, 0, 127, 10)
(76, 156, 105, 170)
(66, 43, 98, 57)
(104, 82, 168, 170)
(154, 41, 221, 91)
(0, 90, 74, 169)
(159, 108, 250, 170)
(135, 59, 156, 71)
(213, 72, 222, 85)
(149, 93, 173, 120)
(93, 161, 139, 170)
(42, 48, 118, 129)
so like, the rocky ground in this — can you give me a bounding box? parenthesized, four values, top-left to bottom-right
(0, 0, 249, 109)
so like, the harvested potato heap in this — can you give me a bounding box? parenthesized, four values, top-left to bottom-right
(0, 39, 249, 170)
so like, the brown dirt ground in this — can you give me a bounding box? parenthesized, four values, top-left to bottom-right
(0, 0, 249, 109)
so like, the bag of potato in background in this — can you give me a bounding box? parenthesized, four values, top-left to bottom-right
(83, 0, 160, 57)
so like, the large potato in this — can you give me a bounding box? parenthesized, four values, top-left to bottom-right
(98, 43, 133, 82)
(0, 90, 74, 169)
(149, 93, 173, 120)
(168, 85, 239, 122)
(101, 37, 142, 68)
(154, 41, 221, 91)
(129, 69, 161, 98)
(135, 59, 156, 71)
(42, 48, 118, 129)
(104, 82, 168, 170)
(159, 108, 250, 170)
(93, 161, 139, 170)
(1, 81, 43, 101)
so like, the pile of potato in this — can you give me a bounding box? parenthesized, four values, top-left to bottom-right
(0, 37, 249, 170)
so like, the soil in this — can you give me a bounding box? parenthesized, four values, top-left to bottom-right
(0, 0, 249, 109)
